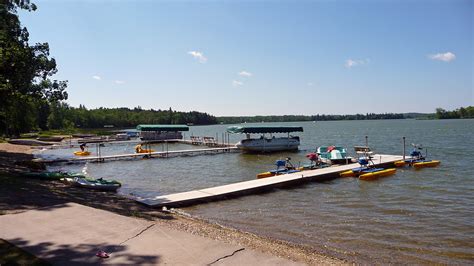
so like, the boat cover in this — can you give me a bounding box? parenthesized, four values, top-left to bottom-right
(226, 126, 304, 134)
(136, 124, 189, 132)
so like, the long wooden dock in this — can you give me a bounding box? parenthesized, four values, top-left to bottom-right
(36, 146, 238, 164)
(136, 154, 405, 208)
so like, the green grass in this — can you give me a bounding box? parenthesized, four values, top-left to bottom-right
(0, 239, 50, 266)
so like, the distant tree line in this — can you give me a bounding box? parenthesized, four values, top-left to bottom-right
(217, 113, 406, 124)
(46, 104, 217, 129)
(435, 106, 474, 119)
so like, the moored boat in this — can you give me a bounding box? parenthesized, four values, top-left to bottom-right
(227, 126, 303, 152)
(359, 168, 397, 180)
(340, 157, 396, 180)
(413, 160, 440, 168)
(394, 144, 440, 169)
(74, 151, 91, 156)
(137, 124, 189, 141)
(256, 158, 301, 178)
(316, 146, 353, 165)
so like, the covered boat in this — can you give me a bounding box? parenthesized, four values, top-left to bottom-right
(137, 124, 189, 141)
(227, 125, 303, 152)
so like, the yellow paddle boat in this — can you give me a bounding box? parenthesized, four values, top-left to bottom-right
(394, 160, 406, 167)
(136, 149, 155, 153)
(413, 160, 440, 169)
(74, 151, 91, 156)
(359, 168, 397, 181)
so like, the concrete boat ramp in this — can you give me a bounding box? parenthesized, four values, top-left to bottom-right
(137, 154, 405, 208)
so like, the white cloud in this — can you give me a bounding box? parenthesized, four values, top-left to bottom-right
(238, 71, 253, 77)
(232, 80, 243, 87)
(115, 80, 125, 84)
(345, 58, 370, 68)
(188, 51, 207, 63)
(428, 52, 456, 62)
(92, 75, 102, 80)
(307, 82, 314, 86)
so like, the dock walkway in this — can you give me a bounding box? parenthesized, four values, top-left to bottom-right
(37, 146, 238, 164)
(137, 154, 405, 208)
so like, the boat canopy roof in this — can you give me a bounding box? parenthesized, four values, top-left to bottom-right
(226, 126, 303, 134)
(136, 124, 189, 132)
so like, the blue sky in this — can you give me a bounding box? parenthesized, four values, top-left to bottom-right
(20, 0, 472, 116)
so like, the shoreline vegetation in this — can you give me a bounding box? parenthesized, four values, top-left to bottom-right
(0, 143, 344, 264)
(2, 106, 473, 139)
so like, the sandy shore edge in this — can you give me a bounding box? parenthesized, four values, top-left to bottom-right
(0, 142, 346, 264)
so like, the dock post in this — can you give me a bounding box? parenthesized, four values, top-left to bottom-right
(365, 135, 368, 148)
(403, 137, 406, 160)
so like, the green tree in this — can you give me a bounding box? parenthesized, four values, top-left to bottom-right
(0, 0, 68, 136)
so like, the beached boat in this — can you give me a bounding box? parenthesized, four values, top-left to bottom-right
(137, 124, 189, 141)
(64, 177, 121, 192)
(24, 171, 85, 180)
(316, 146, 353, 165)
(227, 126, 303, 152)
(37, 136, 64, 142)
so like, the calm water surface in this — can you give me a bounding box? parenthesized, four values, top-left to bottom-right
(41, 120, 474, 264)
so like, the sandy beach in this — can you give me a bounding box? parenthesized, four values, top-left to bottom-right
(0, 142, 344, 265)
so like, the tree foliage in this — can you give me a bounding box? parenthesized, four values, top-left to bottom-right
(217, 113, 406, 124)
(0, 0, 68, 136)
(45, 104, 217, 129)
(435, 106, 474, 119)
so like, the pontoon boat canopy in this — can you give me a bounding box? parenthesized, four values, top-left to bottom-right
(136, 125, 189, 132)
(226, 126, 303, 134)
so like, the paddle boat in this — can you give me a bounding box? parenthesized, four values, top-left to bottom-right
(74, 151, 91, 156)
(340, 157, 397, 180)
(316, 146, 353, 165)
(394, 144, 441, 169)
(227, 126, 303, 152)
(297, 152, 329, 170)
(256, 158, 301, 178)
(63, 177, 121, 192)
(134, 144, 155, 153)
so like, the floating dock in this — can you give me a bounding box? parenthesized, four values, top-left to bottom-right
(136, 154, 405, 208)
(36, 146, 238, 164)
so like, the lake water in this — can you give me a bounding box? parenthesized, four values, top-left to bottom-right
(40, 119, 474, 264)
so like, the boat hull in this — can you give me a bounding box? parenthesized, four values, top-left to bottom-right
(237, 137, 300, 152)
(413, 160, 440, 168)
(74, 151, 91, 156)
(359, 168, 397, 180)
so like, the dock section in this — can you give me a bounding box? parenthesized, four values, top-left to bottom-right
(137, 154, 404, 208)
(36, 146, 238, 164)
